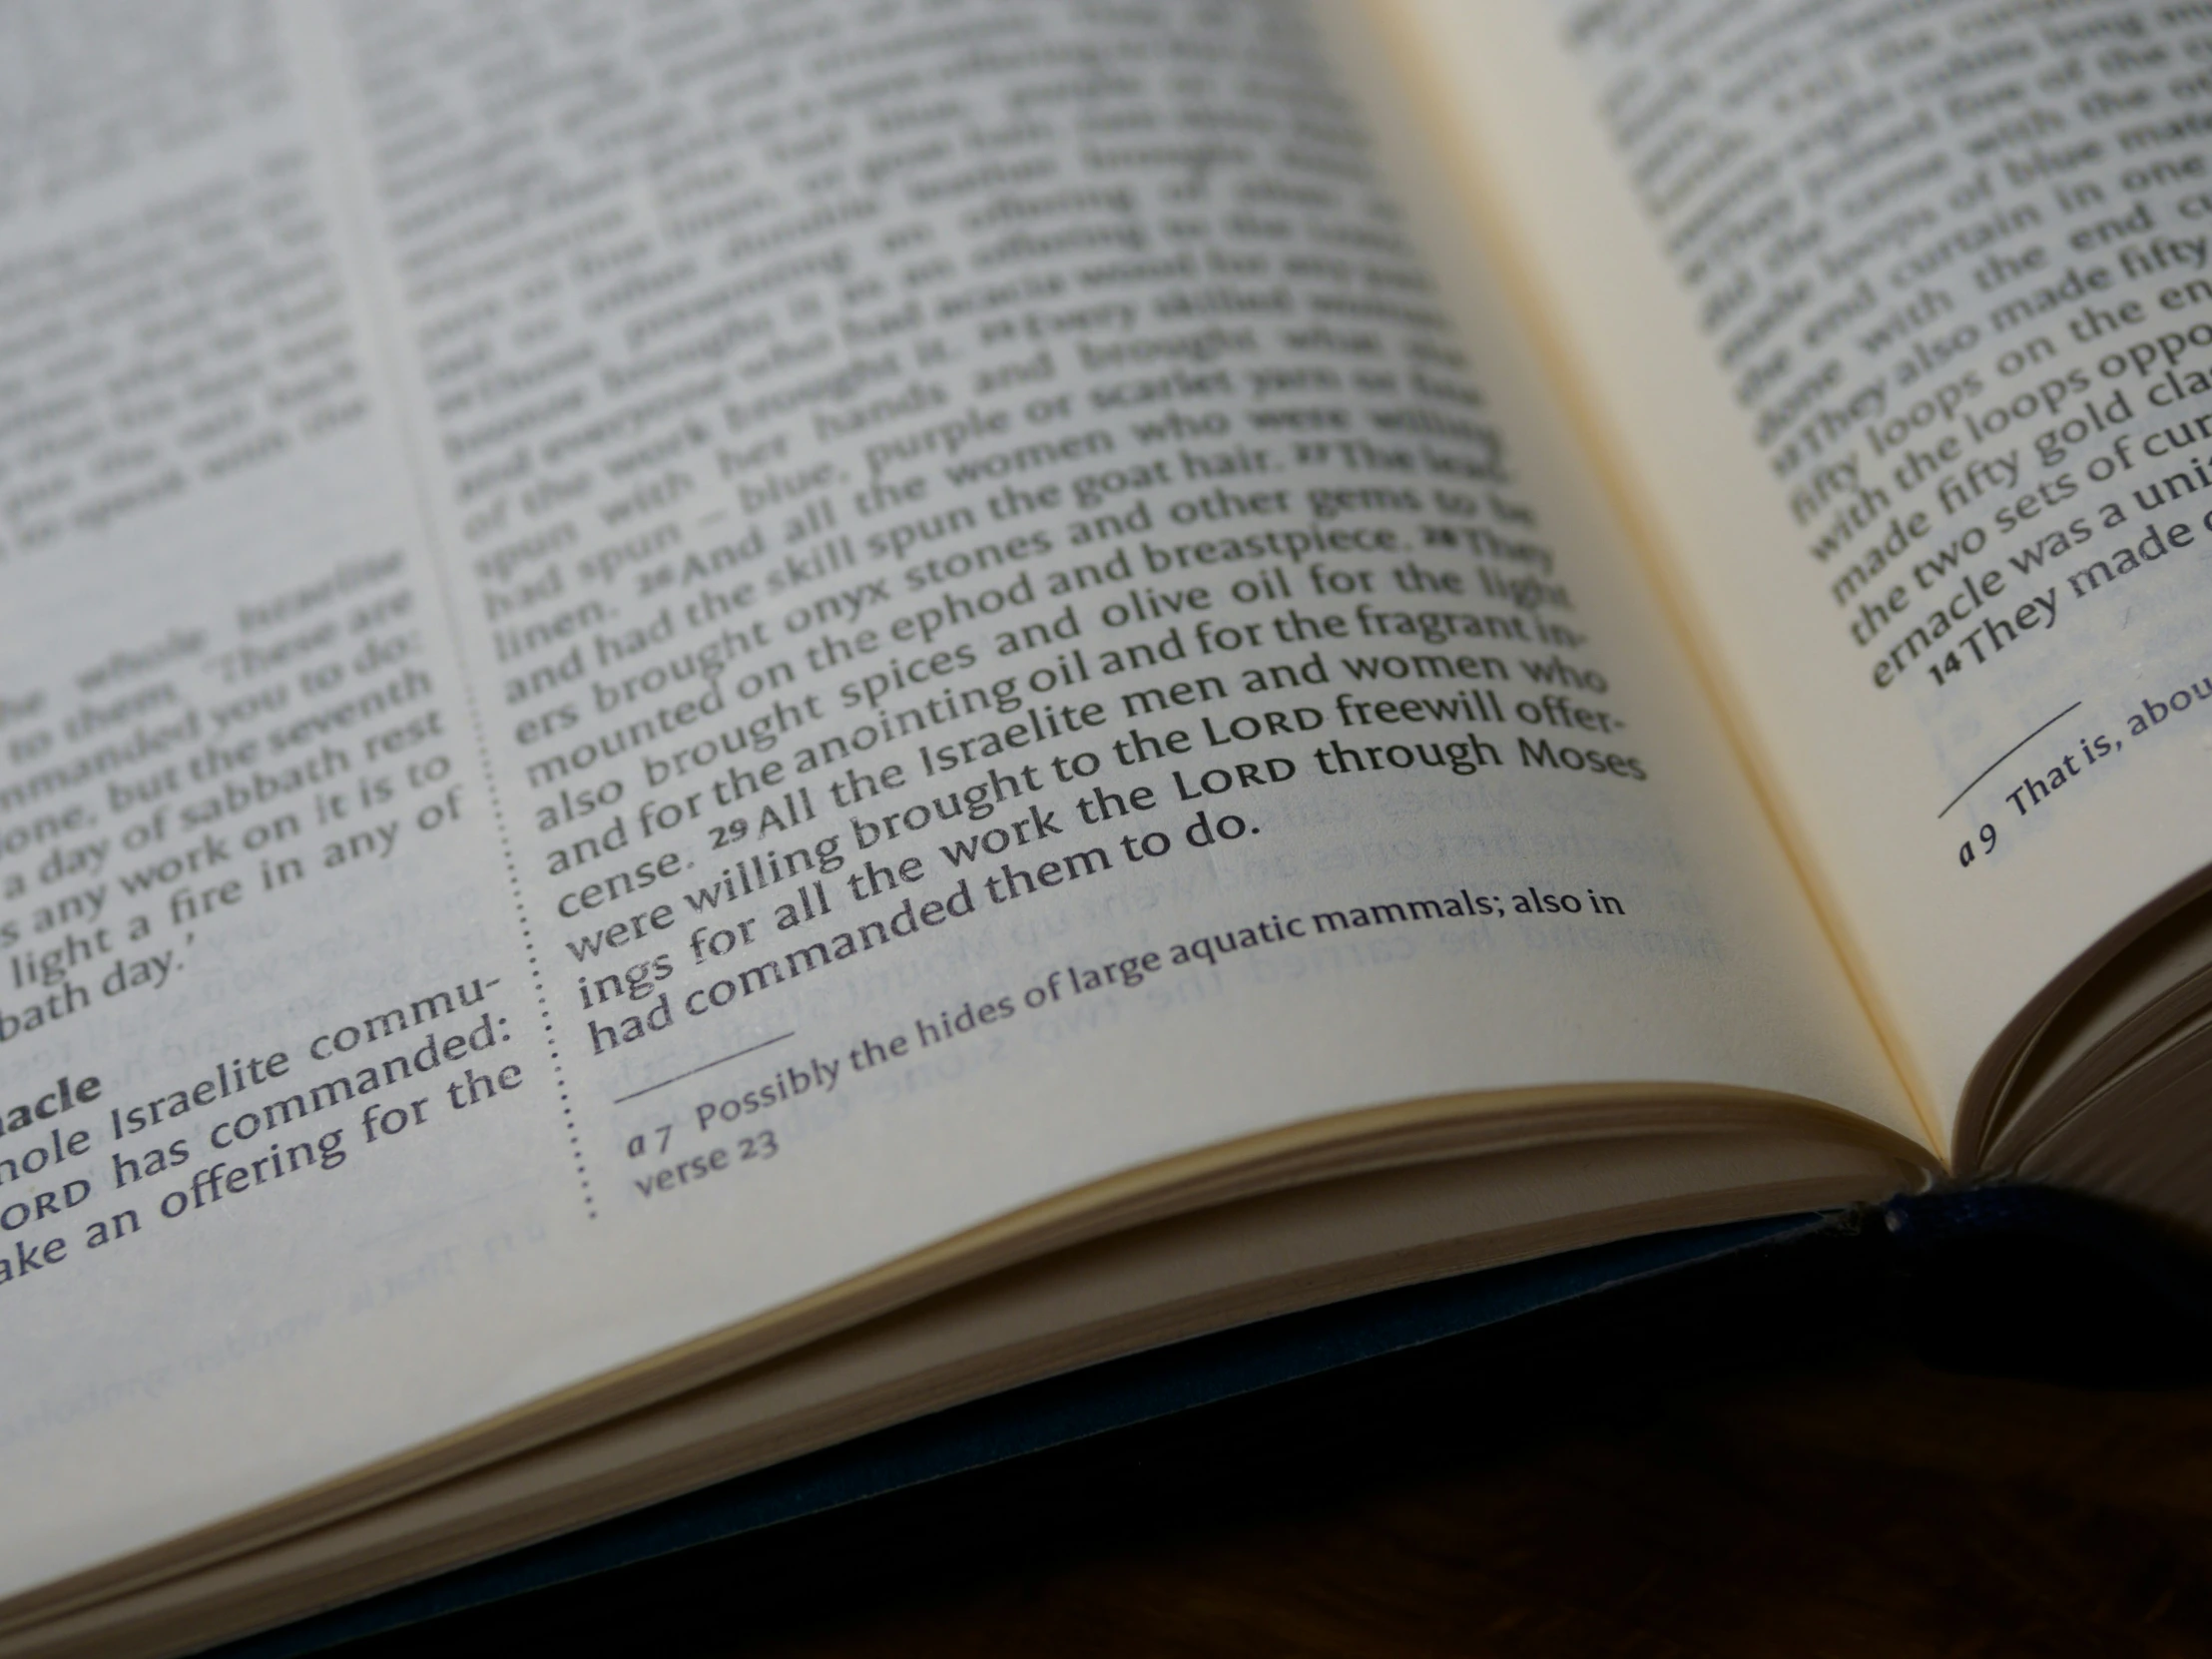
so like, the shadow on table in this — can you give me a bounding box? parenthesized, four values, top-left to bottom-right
(310, 1192, 2212, 1658)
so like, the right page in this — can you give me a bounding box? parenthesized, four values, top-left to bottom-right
(1392, 0, 2212, 1172)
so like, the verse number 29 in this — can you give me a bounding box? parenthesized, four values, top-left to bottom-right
(1958, 823, 1997, 868)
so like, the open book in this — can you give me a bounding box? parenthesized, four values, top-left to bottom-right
(4, 0, 2208, 1651)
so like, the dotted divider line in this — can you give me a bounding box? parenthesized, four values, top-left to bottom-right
(464, 688, 596, 1221)
(306, 82, 599, 1223)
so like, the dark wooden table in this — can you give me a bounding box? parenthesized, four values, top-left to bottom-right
(374, 1237, 2212, 1659)
(769, 1353, 2212, 1658)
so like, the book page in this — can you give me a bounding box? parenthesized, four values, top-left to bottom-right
(0, 0, 1915, 1605)
(1400, 0, 2212, 1146)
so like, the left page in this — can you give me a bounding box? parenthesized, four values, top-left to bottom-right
(0, 0, 1916, 1611)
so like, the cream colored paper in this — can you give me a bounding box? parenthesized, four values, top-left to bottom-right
(1394, 0, 2212, 1150)
(0, 0, 1916, 1618)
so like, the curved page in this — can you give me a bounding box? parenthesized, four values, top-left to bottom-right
(1410, 0, 2212, 1147)
(0, 0, 1913, 1608)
